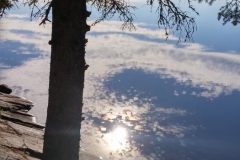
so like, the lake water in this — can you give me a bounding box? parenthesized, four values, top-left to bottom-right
(0, 1, 240, 159)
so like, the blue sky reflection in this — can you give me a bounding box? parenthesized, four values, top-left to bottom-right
(81, 21, 240, 159)
(0, 12, 240, 159)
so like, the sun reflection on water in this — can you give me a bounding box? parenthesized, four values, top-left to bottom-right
(105, 126, 129, 150)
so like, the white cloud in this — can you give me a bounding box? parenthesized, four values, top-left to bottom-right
(0, 15, 51, 53)
(6, 14, 29, 19)
(0, 58, 50, 124)
(1, 16, 240, 159)
(89, 20, 178, 40)
(85, 30, 240, 98)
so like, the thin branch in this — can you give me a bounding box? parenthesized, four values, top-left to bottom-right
(39, 1, 52, 25)
(21, 0, 52, 25)
(150, 0, 198, 42)
(90, 0, 137, 30)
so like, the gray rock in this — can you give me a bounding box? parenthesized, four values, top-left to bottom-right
(0, 92, 33, 112)
(0, 120, 101, 160)
(0, 92, 101, 160)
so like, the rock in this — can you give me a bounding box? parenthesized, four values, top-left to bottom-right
(0, 92, 33, 112)
(0, 91, 101, 160)
(0, 120, 44, 160)
(0, 120, 101, 160)
(0, 93, 44, 160)
(0, 84, 12, 94)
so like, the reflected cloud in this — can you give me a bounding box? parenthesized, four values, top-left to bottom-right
(5, 14, 29, 19)
(0, 14, 50, 124)
(85, 22, 240, 98)
(0, 58, 50, 124)
(1, 15, 240, 159)
(88, 20, 178, 41)
(82, 20, 240, 159)
(0, 14, 51, 53)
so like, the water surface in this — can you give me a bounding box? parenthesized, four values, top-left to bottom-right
(0, 1, 240, 159)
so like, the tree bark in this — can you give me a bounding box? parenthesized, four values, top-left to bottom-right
(42, 0, 90, 159)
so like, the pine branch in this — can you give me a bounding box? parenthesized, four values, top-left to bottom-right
(0, 0, 15, 17)
(90, 0, 136, 30)
(39, 1, 52, 25)
(150, 0, 198, 42)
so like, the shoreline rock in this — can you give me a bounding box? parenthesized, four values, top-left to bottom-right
(0, 91, 100, 160)
(0, 92, 44, 160)
(0, 92, 44, 130)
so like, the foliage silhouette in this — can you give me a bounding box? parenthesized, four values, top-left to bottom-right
(218, 0, 240, 26)
(198, 0, 240, 26)
(0, 0, 14, 17)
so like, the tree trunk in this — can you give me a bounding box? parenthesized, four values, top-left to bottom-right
(42, 0, 90, 159)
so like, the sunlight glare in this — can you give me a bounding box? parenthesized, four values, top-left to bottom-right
(105, 126, 128, 150)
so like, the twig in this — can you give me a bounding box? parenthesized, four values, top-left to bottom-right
(39, 2, 52, 25)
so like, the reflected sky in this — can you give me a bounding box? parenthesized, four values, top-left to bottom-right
(1, 2, 240, 159)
